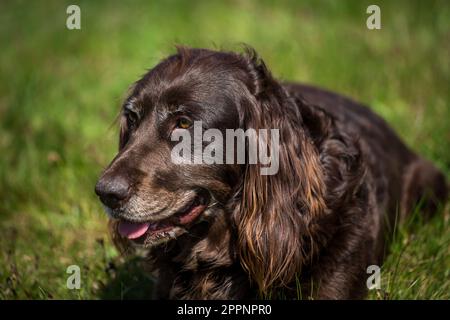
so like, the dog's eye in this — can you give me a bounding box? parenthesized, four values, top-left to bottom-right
(176, 117, 192, 129)
(125, 111, 138, 130)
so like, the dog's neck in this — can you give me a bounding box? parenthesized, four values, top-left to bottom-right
(149, 209, 254, 299)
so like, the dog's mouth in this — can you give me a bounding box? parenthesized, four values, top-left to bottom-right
(117, 191, 210, 244)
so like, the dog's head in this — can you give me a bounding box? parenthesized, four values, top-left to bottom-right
(96, 48, 246, 247)
(95, 47, 327, 293)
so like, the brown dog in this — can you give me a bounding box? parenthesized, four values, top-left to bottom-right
(95, 47, 447, 299)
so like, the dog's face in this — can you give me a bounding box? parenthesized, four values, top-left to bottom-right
(95, 49, 249, 247)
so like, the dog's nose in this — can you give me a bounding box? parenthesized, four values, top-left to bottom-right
(95, 175, 130, 209)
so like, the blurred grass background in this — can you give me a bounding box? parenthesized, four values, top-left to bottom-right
(0, 0, 448, 299)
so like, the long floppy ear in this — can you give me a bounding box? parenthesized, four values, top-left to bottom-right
(233, 51, 327, 296)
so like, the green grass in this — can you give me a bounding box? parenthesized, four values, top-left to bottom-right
(0, 0, 448, 299)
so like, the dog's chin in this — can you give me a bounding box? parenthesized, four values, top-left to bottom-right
(115, 191, 211, 248)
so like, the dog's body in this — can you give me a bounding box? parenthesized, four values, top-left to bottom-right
(95, 48, 447, 299)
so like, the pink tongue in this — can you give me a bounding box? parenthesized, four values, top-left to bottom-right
(118, 221, 150, 239)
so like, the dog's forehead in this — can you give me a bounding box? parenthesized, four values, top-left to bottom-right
(125, 85, 203, 114)
(123, 50, 252, 119)
(126, 70, 242, 114)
